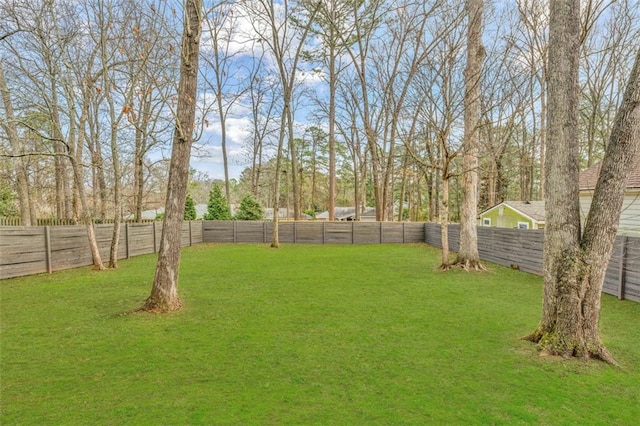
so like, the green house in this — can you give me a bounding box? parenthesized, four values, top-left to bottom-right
(478, 201, 545, 230)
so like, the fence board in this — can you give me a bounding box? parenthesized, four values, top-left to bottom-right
(404, 223, 426, 243)
(382, 223, 403, 243)
(0, 227, 47, 279)
(203, 221, 234, 243)
(295, 222, 324, 244)
(325, 222, 353, 244)
(237, 221, 266, 243)
(353, 222, 381, 244)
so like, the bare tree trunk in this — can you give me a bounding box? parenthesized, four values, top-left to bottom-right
(455, 0, 486, 270)
(0, 62, 33, 226)
(328, 38, 337, 221)
(271, 108, 287, 248)
(144, 0, 202, 313)
(440, 169, 451, 269)
(525, 2, 640, 364)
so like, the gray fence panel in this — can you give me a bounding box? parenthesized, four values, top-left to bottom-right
(237, 221, 266, 243)
(382, 223, 403, 243)
(353, 222, 381, 244)
(294, 222, 324, 243)
(602, 236, 623, 297)
(128, 223, 156, 257)
(192, 221, 204, 244)
(404, 223, 426, 243)
(325, 222, 353, 244)
(0, 227, 47, 279)
(203, 221, 234, 243)
(624, 237, 640, 302)
(49, 226, 94, 271)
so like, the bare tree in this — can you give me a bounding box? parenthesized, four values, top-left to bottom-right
(243, 0, 319, 246)
(455, 0, 485, 270)
(525, 0, 640, 364)
(143, 0, 203, 312)
(202, 3, 249, 204)
(0, 61, 34, 225)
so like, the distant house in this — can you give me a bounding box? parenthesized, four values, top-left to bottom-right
(478, 201, 545, 230)
(579, 156, 640, 236)
(125, 204, 209, 220)
(263, 208, 312, 221)
(316, 207, 377, 221)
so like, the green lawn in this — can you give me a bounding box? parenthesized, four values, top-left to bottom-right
(1, 244, 639, 425)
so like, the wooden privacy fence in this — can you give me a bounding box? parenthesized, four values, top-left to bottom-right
(0, 221, 423, 279)
(203, 221, 426, 244)
(1, 220, 638, 303)
(0, 221, 203, 279)
(425, 223, 640, 303)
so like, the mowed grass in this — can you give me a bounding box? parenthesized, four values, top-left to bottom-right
(1, 244, 639, 425)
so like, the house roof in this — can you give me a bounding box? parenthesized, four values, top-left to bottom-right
(263, 208, 312, 220)
(125, 204, 209, 220)
(579, 154, 640, 191)
(316, 207, 377, 220)
(480, 200, 546, 222)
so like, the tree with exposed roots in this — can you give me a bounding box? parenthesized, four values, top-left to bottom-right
(143, 0, 203, 313)
(525, 0, 640, 363)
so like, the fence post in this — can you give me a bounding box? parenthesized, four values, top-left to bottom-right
(380, 222, 383, 244)
(402, 222, 406, 243)
(233, 221, 237, 243)
(618, 236, 628, 300)
(294, 221, 297, 244)
(125, 223, 130, 259)
(352, 221, 355, 244)
(263, 221, 267, 243)
(323, 222, 326, 244)
(189, 221, 193, 246)
(44, 226, 52, 274)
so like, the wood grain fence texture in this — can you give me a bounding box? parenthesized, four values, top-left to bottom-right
(0, 221, 202, 280)
(1, 221, 638, 303)
(425, 223, 639, 302)
(202, 221, 426, 244)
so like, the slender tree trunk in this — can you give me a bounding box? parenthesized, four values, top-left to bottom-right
(0, 62, 33, 226)
(328, 38, 337, 221)
(271, 109, 287, 248)
(144, 0, 202, 313)
(216, 62, 231, 204)
(440, 169, 450, 269)
(455, 0, 485, 270)
(525, 2, 640, 364)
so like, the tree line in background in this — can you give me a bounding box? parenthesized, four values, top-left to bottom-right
(1, 0, 638, 226)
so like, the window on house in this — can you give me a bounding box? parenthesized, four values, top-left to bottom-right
(483, 218, 491, 226)
(517, 222, 529, 230)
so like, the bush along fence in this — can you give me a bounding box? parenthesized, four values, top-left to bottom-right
(425, 223, 639, 303)
(1, 221, 638, 302)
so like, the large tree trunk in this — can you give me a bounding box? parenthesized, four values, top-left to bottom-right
(526, 1, 640, 363)
(143, 0, 202, 313)
(455, 0, 486, 270)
